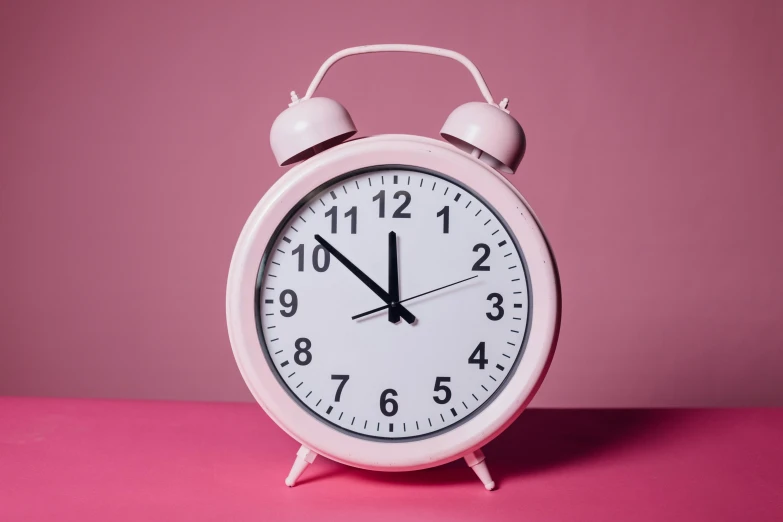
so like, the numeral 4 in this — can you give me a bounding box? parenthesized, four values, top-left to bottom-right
(468, 342, 488, 369)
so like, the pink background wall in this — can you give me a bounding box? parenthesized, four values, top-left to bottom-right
(1, 0, 781, 407)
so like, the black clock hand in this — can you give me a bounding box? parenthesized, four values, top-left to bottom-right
(351, 275, 479, 320)
(314, 234, 416, 324)
(388, 231, 401, 324)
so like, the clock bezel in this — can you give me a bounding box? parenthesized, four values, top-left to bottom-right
(227, 135, 560, 471)
(254, 165, 533, 442)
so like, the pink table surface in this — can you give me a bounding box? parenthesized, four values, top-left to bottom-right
(1, 398, 781, 521)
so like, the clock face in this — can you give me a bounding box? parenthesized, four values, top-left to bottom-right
(256, 166, 531, 441)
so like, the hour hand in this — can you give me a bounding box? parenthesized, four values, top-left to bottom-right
(314, 234, 416, 324)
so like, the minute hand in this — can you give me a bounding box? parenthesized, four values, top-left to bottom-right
(351, 275, 479, 320)
(314, 234, 416, 324)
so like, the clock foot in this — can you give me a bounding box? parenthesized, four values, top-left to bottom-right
(464, 449, 495, 491)
(285, 445, 317, 487)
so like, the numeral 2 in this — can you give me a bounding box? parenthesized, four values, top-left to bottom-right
(472, 244, 490, 271)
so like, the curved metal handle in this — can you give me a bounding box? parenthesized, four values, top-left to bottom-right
(300, 44, 498, 106)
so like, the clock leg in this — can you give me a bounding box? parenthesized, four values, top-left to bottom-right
(285, 445, 317, 487)
(464, 449, 495, 491)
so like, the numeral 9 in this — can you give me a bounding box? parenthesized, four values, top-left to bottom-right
(279, 289, 298, 317)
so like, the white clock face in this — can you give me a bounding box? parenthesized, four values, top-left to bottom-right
(256, 166, 530, 441)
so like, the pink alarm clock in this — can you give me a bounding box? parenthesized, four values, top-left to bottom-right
(226, 44, 560, 490)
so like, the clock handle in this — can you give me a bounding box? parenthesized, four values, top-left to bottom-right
(301, 44, 500, 107)
(271, 44, 525, 174)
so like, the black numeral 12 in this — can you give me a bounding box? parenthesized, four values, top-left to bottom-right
(373, 190, 411, 219)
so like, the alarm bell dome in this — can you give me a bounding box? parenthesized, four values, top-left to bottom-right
(270, 96, 357, 166)
(441, 102, 526, 174)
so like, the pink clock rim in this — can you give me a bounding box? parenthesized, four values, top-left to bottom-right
(226, 135, 560, 471)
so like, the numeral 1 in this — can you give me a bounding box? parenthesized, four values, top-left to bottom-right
(436, 205, 449, 233)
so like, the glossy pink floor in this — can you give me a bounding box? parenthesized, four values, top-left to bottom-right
(1, 398, 781, 521)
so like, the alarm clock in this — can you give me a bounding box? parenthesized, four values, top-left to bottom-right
(226, 44, 560, 490)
